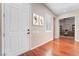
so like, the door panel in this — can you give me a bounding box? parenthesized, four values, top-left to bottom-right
(4, 3, 31, 56)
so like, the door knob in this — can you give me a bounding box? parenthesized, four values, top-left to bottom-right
(27, 32, 30, 34)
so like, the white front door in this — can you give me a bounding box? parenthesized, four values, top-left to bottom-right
(4, 3, 31, 56)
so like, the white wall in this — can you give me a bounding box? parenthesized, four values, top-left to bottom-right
(31, 3, 55, 49)
(55, 10, 79, 42)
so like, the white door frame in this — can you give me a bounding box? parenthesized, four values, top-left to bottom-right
(2, 3, 5, 56)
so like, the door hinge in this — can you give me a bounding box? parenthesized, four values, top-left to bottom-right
(3, 13, 5, 18)
(3, 33, 5, 37)
(4, 52, 5, 56)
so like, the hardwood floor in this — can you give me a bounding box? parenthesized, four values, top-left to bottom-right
(20, 37, 79, 56)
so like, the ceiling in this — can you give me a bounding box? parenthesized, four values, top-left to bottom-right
(44, 3, 79, 16)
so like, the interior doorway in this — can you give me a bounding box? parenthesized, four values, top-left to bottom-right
(59, 17, 75, 39)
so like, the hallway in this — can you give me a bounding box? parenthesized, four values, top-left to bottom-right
(21, 37, 79, 56)
(1, 3, 79, 56)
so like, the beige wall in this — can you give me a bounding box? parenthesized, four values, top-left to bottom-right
(31, 3, 55, 48)
(0, 3, 2, 55)
(55, 10, 79, 42)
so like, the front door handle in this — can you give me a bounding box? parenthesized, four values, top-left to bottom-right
(27, 32, 30, 34)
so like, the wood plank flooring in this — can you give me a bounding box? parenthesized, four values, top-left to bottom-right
(20, 37, 79, 56)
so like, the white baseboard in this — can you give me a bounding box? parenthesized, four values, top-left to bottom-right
(31, 39, 53, 50)
(75, 39, 79, 42)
